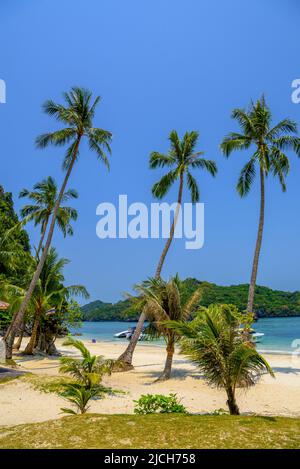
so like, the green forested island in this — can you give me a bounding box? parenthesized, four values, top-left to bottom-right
(81, 278, 300, 321)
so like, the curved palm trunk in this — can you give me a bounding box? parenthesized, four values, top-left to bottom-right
(117, 174, 184, 369)
(157, 337, 175, 381)
(36, 218, 49, 256)
(247, 167, 265, 315)
(4, 137, 81, 359)
(13, 321, 24, 350)
(24, 312, 40, 355)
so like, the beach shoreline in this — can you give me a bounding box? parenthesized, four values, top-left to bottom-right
(1, 337, 300, 427)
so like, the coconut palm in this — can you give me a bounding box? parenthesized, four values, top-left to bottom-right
(118, 130, 217, 368)
(167, 303, 274, 414)
(220, 97, 300, 316)
(5, 87, 112, 358)
(133, 275, 203, 380)
(23, 248, 89, 355)
(19, 176, 78, 255)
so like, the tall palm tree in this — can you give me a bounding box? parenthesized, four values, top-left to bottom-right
(20, 176, 78, 255)
(118, 130, 217, 368)
(220, 97, 300, 315)
(133, 275, 203, 380)
(167, 304, 274, 414)
(4, 87, 112, 358)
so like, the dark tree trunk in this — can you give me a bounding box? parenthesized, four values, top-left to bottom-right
(247, 167, 265, 315)
(37, 331, 59, 356)
(226, 387, 240, 415)
(13, 322, 24, 350)
(117, 173, 184, 369)
(24, 312, 40, 355)
(4, 137, 81, 359)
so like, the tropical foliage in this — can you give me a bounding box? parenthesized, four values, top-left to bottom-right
(59, 337, 114, 414)
(19, 176, 78, 254)
(81, 278, 300, 321)
(166, 304, 274, 414)
(134, 393, 187, 414)
(131, 275, 203, 380)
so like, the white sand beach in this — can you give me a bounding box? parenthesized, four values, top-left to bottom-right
(1, 338, 300, 426)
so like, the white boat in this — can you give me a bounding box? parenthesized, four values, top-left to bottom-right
(114, 327, 150, 341)
(252, 332, 265, 338)
(114, 329, 131, 338)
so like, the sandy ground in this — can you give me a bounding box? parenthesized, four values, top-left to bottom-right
(1, 338, 300, 426)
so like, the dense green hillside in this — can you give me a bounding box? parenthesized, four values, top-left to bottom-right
(81, 279, 300, 321)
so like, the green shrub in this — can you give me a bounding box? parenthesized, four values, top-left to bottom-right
(134, 393, 187, 415)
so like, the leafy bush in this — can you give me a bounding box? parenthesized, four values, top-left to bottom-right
(134, 393, 187, 415)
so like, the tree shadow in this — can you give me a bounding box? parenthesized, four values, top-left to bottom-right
(143, 367, 205, 382)
(272, 366, 300, 375)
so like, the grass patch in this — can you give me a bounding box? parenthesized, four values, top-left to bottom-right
(20, 374, 75, 394)
(0, 414, 300, 449)
(0, 375, 22, 385)
(20, 374, 122, 397)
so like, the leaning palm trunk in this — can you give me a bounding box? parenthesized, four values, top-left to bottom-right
(4, 138, 81, 359)
(247, 167, 265, 315)
(117, 174, 184, 369)
(36, 219, 49, 256)
(24, 312, 40, 355)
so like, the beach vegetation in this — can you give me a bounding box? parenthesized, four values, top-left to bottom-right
(131, 275, 204, 380)
(134, 393, 187, 415)
(166, 303, 274, 414)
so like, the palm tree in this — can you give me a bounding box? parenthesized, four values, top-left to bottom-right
(118, 130, 217, 368)
(60, 384, 100, 415)
(133, 275, 203, 380)
(20, 176, 78, 255)
(1, 248, 89, 355)
(23, 248, 89, 355)
(5, 87, 112, 358)
(59, 337, 114, 387)
(167, 304, 274, 414)
(220, 97, 300, 315)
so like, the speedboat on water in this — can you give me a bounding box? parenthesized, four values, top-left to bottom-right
(252, 332, 264, 338)
(114, 326, 149, 341)
(114, 328, 132, 338)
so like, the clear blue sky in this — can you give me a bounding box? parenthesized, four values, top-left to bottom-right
(1, 0, 300, 303)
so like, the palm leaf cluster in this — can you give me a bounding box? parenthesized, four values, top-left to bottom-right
(221, 96, 300, 196)
(36, 87, 112, 170)
(20, 176, 78, 239)
(150, 130, 217, 202)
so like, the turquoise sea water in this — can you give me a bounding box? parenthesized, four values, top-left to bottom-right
(71, 317, 300, 355)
